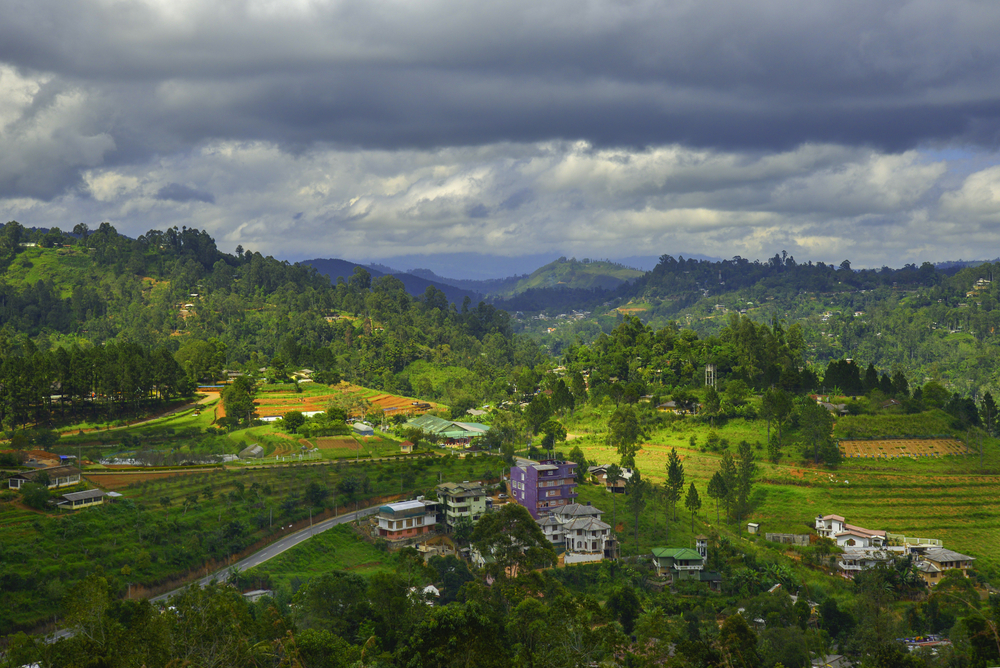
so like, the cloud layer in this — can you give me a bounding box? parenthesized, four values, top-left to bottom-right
(2, 0, 1000, 269)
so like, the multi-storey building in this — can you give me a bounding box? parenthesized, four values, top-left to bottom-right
(436, 481, 487, 530)
(510, 458, 578, 519)
(375, 498, 439, 541)
(538, 502, 614, 563)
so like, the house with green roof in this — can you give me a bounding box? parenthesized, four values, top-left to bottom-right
(651, 547, 705, 580)
(405, 415, 490, 446)
(651, 540, 722, 588)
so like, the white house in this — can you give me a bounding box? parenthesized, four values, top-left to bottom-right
(816, 514, 885, 547)
(540, 502, 613, 564)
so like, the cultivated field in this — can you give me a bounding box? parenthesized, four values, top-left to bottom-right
(315, 436, 360, 451)
(840, 438, 968, 459)
(83, 468, 212, 490)
(253, 383, 438, 419)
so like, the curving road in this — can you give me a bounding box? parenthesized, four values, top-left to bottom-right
(150, 505, 380, 602)
(46, 506, 379, 643)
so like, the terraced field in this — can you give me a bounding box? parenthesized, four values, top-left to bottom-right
(840, 438, 967, 458)
(253, 383, 438, 420)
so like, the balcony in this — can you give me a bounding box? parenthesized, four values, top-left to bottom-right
(838, 562, 864, 571)
(673, 564, 703, 571)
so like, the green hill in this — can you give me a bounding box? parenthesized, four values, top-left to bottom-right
(501, 257, 644, 296)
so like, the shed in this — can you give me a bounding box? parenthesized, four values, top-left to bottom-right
(8, 465, 81, 490)
(239, 444, 264, 459)
(400, 440, 414, 454)
(56, 489, 105, 510)
(243, 589, 275, 603)
(747, 522, 761, 535)
(353, 422, 375, 436)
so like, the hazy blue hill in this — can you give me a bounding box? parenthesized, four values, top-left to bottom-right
(300, 258, 482, 305)
(406, 267, 526, 295)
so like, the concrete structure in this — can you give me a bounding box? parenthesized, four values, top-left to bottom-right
(766, 533, 812, 546)
(436, 482, 487, 529)
(56, 489, 105, 510)
(651, 547, 704, 580)
(243, 589, 275, 602)
(586, 465, 633, 493)
(8, 465, 81, 490)
(917, 548, 975, 585)
(838, 547, 907, 575)
(651, 540, 722, 588)
(815, 514, 885, 547)
(538, 503, 613, 563)
(511, 458, 578, 519)
(747, 522, 760, 535)
(375, 499, 439, 541)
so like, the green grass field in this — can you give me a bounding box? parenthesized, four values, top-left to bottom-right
(258, 524, 393, 588)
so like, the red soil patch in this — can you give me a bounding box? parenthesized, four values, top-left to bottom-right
(83, 469, 207, 490)
(315, 437, 360, 451)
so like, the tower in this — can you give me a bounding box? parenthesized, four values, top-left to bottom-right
(695, 535, 708, 563)
(705, 364, 716, 389)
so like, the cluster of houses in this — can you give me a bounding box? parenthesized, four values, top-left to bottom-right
(375, 459, 619, 566)
(815, 514, 975, 586)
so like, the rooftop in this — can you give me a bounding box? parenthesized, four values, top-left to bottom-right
(923, 548, 975, 563)
(652, 547, 703, 561)
(59, 489, 105, 502)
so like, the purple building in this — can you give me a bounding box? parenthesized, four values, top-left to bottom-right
(510, 458, 578, 519)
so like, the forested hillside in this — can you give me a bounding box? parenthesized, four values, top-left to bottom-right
(0, 221, 541, 422)
(527, 252, 1000, 397)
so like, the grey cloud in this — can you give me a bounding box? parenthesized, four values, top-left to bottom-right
(2, 0, 1000, 185)
(6, 140, 974, 269)
(155, 183, 215, 204)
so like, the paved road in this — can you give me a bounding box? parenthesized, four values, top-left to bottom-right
(47, 505, 379, 642)
(150, 505, 379, 602)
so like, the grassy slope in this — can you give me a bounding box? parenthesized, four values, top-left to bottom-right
(258, 524, 393, 587)
(2, 247, 93, 297)
(503, 259, 645, 296)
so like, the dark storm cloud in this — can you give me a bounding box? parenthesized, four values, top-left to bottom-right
(3, 0, 1000, 269)
(155, 183, 215, 204)
(3, 0, 1000, 169)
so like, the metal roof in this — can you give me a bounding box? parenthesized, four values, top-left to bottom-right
(60, 489, 105, 502)
(651, 547, 703, 560)
(380, 500, 429, 513)
(923, 547, 975, 562)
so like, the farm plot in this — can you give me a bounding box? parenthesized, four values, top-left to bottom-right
(315, 437, 360, 451)
(369, 393, 433, 418)
(840, 438, 967, 459)
(83, 469, 209, 490)
(253, 383, 439, 419)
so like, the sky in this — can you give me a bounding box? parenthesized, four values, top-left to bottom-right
(2, 0, 1000, 276)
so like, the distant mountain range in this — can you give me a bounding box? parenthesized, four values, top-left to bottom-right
(299, 258, 483, 306)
